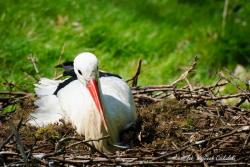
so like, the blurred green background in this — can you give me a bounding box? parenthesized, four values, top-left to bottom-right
(0, 0, 249, 91)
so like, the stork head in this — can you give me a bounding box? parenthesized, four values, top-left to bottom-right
(73, 52, 109, 132)
(74, 52, 99, 82)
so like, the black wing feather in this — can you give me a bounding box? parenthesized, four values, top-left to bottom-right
(53, 77, 77, 95)
(56, 61, 76, 77)
(53, 62, 123, 95)
(56, 61, 74, 72)
(99, 71, 122, 79)
(63, 69, 77, 78)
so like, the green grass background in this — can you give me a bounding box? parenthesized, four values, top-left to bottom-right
(0, 0, 250, 91)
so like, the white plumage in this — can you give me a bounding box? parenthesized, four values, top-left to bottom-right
(30, 78, 63, 126)
(29, 52, 137, 153)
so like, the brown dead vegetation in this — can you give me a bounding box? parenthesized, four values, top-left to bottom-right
(0, 57, 250, 166)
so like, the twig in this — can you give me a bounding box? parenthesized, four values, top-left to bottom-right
(0, 133, 14, 151)
(202, 138, 228, 154)
(0, 91, 32, 96)
(28, 54, 39, 74)
(53, 74, 64, 80)
(193, 126, 250, 145)
(127, 59, 142, 87)
(133, 94, 161, 103)
(171, 56, 198, 86)
(46, 136, 111, 161)
(121, 161, 202, 166)
(55, 137, 81, 151)
(0, 151, 18, 156)
(0, 116, 24, 151)
(178, 93, 250, 101)
(190, 147, 209, 167)
(54, 43, 65, 77)
(152, 145, 189, 161)
(242, 131, 250, 150)
(81, 142, 112, 162)
(65, 136, 110, 150)
(9, 118, 27, 163)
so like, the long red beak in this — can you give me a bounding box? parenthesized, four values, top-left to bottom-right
(86, 79, 109, 132)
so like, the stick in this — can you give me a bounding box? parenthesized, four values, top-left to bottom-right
(55, 137, 81, 151)
(194, 126, 250, 145)
(65, 136, 110, 150)
(45, 136, 111, 161)
(9, 119, 27, 163)
(127, 59, 142, 87)
(54, 43, 65, 77)
(0, 151, 18, 156)
(0, 133, 14, 151)
(0, 116, 24, 151)
(0, 91, 32, 96)
(171, 56, 198, 86)
(152, 145, 189, 161)
(178, 93, 250, 101)
(28, 54, 39, 74)
(242, 131, 250, 150)
(190, 147, 209, 167)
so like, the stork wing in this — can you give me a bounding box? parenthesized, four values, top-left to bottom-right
(99, 70, 122, 79)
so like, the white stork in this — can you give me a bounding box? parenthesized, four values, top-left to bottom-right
(29, 52, 137, 153)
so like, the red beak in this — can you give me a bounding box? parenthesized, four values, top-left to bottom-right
(86, 79, 109, 132)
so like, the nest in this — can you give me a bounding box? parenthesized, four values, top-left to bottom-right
(0, 57, 250, 166)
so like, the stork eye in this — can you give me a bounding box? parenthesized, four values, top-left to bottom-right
(78, 70, 82, 75)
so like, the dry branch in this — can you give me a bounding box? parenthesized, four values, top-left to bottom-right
(127, 59, 142, 87)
